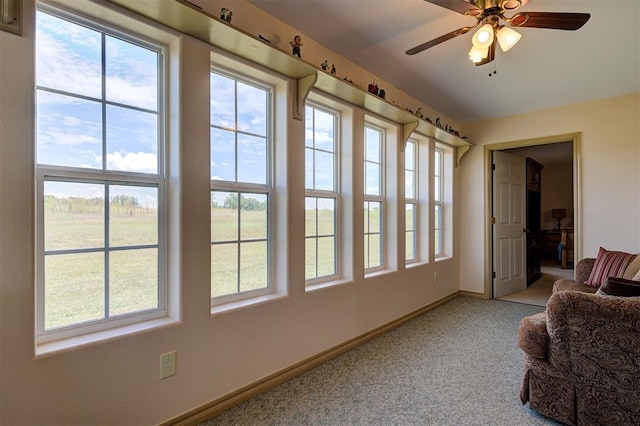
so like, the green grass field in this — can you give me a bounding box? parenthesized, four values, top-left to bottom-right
(44, 206, 159, 330)
(44, 202, 382, 329)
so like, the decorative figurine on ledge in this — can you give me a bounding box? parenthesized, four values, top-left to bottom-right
(343, 77, 359, 88)
(368, 80, 379, 96)
(331, 64, 336, 76)
(290, 35, 303, 58)
(258, 34, 272, 44)
(220, 8, 233, 23)
(321, 60, 329, 71)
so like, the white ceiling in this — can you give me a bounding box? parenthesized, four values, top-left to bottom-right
(246, 0, 640, 124)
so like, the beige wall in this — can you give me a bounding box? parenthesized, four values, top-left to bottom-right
(459, 93, 640, 294)
(0, 1, 460, 424)
(541, 162, 574, 230)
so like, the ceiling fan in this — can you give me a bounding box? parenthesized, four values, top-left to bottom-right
(406, 0, 590, 65)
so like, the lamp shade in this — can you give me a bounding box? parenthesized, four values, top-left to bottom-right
(472, 23, 494, 49)
(496, 26, 521, 52)
(552, 209, 567, 219)
(468, 45, 488, 63)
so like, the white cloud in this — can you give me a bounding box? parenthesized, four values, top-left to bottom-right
(106, 151, 157, 173)
(44, 130, 99, 147)
(106, 76, 157, 111)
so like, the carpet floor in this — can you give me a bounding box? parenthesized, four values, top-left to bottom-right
(201, 297, 561, 425)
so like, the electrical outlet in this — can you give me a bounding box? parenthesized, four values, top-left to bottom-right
(433, 272, 438, 283)
(160, 350, 176, 379)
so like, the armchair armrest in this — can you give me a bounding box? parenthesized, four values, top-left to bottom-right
(517, 312, 548, 359)
(575, 257, 595, 285)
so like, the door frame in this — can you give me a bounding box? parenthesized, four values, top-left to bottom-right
(483, 132, 582, 298)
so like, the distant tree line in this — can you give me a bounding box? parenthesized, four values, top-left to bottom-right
(211, 194, 267, 211)
(44, 195, 153, 216)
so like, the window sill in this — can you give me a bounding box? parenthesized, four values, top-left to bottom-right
(35, 316, 181, 359)
(435, 256, 453, 262)
(406, 260, 430, 269)
(211, 293, 289, 316)
(306, 278, 353, 293)
(365, 268, 395, 280)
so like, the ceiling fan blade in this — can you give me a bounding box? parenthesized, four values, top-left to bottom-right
(405, 27, 472, 55)
(475, 40, 496, 66)
(424, 0, 482, 16)
(509, 12, 591, 30)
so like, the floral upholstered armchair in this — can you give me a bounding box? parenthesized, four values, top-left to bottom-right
(518, 277, 640, 424)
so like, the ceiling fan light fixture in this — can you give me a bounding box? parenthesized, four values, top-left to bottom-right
(497, 26, 522, 52)
(472, 23, 494, 49)
(469, 45, 488, 63)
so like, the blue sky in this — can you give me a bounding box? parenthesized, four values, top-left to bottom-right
(210, 73, 268, 185)
(36, 11, 159, 179)
(305, 106, 335, 192)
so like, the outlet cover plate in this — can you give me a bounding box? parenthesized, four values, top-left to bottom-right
(160, 350, 176, 379)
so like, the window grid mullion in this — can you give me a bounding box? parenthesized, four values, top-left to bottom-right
(101, 32, 107, 171)
(236, 192, 241, 294)
(104, 183, 110, 319)
(234, 81, 239, 183)
(314, 198, 319, 277)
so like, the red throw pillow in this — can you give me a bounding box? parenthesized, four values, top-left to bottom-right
(585, 247, 635, 288)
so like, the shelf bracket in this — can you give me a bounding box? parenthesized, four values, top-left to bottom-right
(455, 145, 471, 167)
(293, 73, 317, 121)
(401, 121, 419, 152)
(0, 0, 21, 35)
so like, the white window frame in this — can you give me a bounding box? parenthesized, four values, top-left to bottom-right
(434, 144, 453, 259)
(304, 103, 340, 285)
(364, 123, 385, 272)
(434, 147, 444, 258)
(34, 3, 170, 348)
(405, 139, 418, 264)
(209, 66, 274, 305)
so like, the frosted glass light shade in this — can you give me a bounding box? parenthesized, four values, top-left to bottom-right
(472, 23, 494, 48)
(468, 45, 488, 63)
(497, 26, 521, 52)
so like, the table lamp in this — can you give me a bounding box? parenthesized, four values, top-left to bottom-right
(552, 209, 566, 231)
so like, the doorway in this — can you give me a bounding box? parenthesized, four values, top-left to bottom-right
(484, 133, 582, 300)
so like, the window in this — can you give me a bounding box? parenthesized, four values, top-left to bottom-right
(434, 144, 453, 259)
(305, 105, 339, 282)
(35, 6, 166, 341)
(434, 148, 444, 257)
(364, 125, 384, 271)
(210, 70, 272, 301)
(405, 140, 417, 263)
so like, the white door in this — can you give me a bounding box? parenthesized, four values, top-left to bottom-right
(492, 151, 526, 298)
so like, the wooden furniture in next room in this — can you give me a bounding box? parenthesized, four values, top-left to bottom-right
(560, 227, 574, 269)
(525, 158, 544, 285)
(541, 230, 561, 260)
